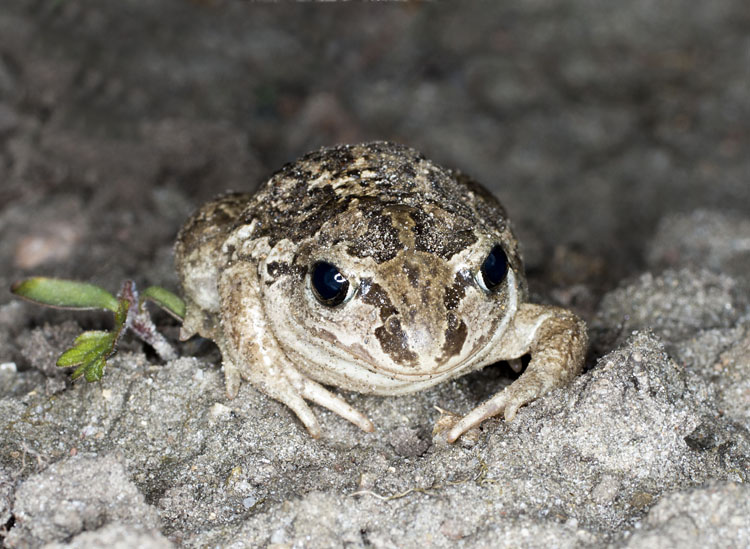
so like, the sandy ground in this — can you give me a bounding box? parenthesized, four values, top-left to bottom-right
(1, 1, 749, 547)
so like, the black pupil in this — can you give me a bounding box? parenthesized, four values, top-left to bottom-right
(311, 262, 349, 306)
(481, 245, 509, 291)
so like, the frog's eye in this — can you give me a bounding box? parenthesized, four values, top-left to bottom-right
(476, 245, 509, 293)
(310, 261, 352, 306)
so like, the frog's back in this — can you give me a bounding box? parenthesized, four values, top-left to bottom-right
(240, 141, 509, 248)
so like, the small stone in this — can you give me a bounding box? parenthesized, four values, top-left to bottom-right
(591, 474, 621, 505)
(242, 495, 258, 509)
(209, 402, 232, 421)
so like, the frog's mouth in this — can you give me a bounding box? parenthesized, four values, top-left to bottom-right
(344, 340, 478, 379)
(296, 327, 509, 395)
(301, 307, 492, 381)
(273, 266, 519, 394)
(288, 274, 519, 395)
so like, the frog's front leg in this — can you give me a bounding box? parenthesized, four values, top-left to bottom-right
(218, 263, 374, 438)
(445, 304, 587, 443)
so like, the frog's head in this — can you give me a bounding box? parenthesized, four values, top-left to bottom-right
(260, 199, 527, 393)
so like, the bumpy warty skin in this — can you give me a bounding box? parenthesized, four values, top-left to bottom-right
(174, 142, 587, 441)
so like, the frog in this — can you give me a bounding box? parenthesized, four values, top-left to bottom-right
(174, 141, 587, 443)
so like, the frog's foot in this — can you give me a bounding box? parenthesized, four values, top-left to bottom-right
(445, 304, 587, 443)
(444, 369, 554, 443)
(223, 355, 374, 438)
(284, 367, 375, 435)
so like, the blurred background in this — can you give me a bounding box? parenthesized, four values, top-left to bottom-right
(1, 0, 749, 313)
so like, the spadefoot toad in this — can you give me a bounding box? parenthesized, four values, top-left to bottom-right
(175, 142, 587, 442)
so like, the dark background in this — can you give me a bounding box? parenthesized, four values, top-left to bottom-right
(2, 0, 749, 317)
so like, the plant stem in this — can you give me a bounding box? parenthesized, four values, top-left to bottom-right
(119, 280, 178, 361)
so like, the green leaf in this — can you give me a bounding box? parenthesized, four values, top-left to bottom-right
(56, 331, 114, 366)
(11, 277, 119, 312)
(141, 286, 186, 320)
(71, 364, 87, 381)
(57, 330, 117, 382)
(83, 356, 107, 382)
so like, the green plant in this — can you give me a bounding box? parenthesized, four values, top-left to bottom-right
(11, 277, 185, 382)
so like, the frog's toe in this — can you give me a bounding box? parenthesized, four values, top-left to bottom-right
(503, 382, 542, 422)
(285, 397, 323, 439)
(445, 371, 551, 442)
(445, 391, 509, 443)
(253, 370, 324, 438)
(285, 367, 375, 433)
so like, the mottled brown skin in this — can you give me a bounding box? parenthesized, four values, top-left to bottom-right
(175, 142, 587, 441)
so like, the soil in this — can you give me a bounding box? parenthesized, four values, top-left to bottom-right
(1, 1, 749, 548)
